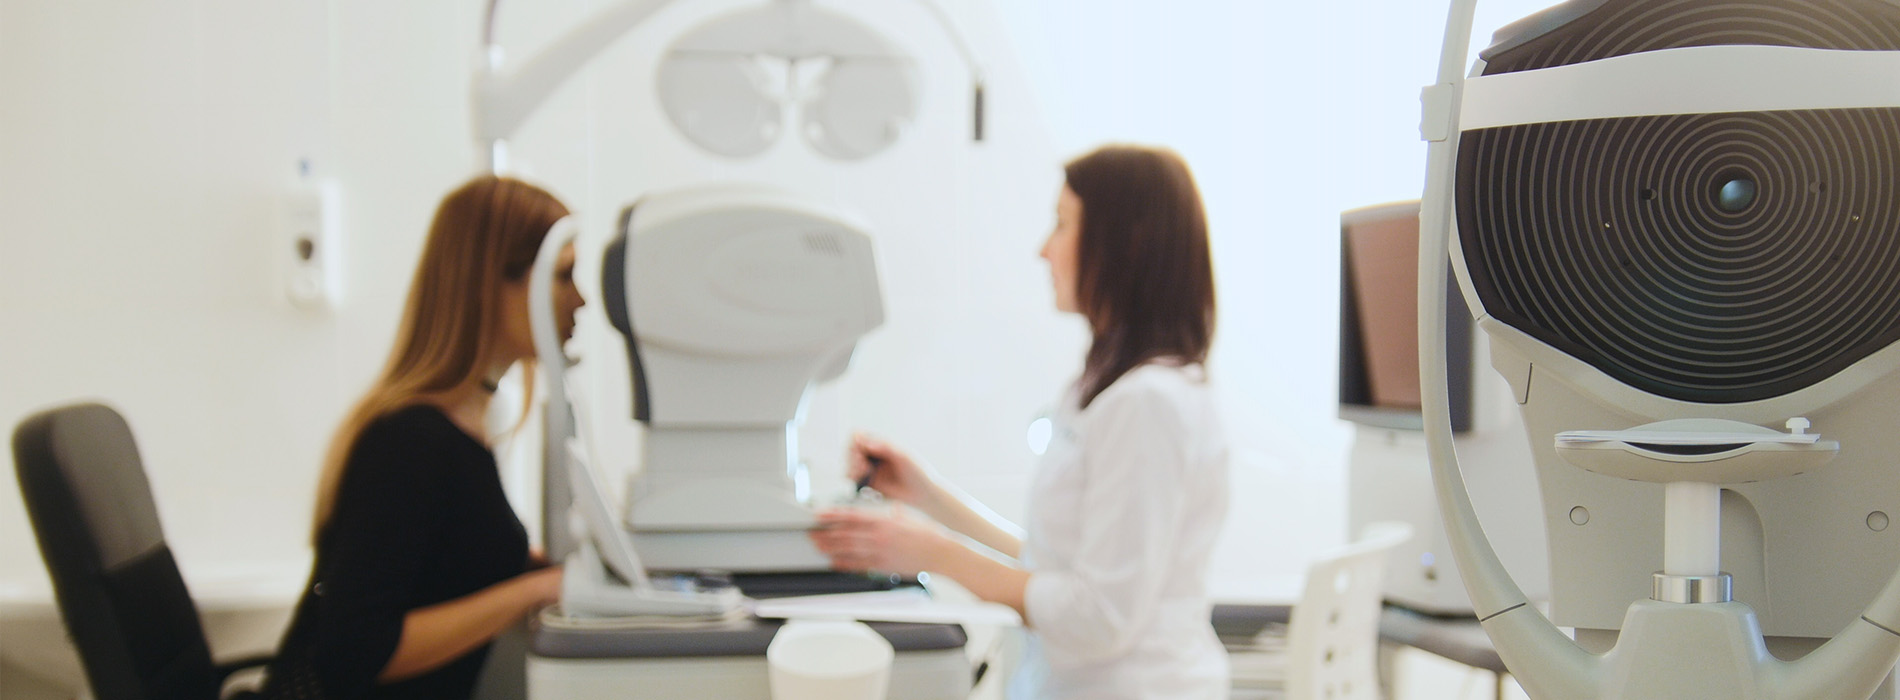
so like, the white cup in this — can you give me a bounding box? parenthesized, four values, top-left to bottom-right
(766, 619, 895, 700)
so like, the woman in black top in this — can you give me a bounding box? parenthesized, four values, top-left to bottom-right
(262, 176, 586, 700)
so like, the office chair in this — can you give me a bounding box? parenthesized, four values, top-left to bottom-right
(1229, 521, 1414, 700)
(12, 402, 270, 700)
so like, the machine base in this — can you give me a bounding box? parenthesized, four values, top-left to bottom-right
(632, 528, 830, 573)
(527, 649, 972, 700)
(530, 579, 974, 700)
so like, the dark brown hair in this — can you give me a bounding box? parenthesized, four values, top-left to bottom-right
(313, 175, 568, 540)
(1065, 145, 1216, 407)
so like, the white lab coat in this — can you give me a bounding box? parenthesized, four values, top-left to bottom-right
(1008, 363, 1232, 700)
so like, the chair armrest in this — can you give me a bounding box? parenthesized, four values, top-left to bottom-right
(214, 655, 273, 680)
(214, 655, 274, 700)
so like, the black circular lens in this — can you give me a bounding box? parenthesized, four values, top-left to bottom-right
(1717, 178, 1757, 212)
(1457, 107, 1900, 404)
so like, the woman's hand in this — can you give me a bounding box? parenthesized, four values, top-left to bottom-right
(808, 508, 953, 577)
(849, 433, 941, 510)
(520, 565, 564, 607)
(380, 563, 567, 682)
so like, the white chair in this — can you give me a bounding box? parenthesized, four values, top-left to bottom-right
(1229, 522, 1414, 700)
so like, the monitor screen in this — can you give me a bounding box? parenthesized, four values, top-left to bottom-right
(1338, 200, 1472, 432)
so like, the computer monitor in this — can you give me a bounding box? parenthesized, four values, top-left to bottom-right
(1340, 201, 1547, 615)
(1338, 200, 1472, 433)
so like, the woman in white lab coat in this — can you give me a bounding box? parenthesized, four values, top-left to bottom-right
(810, 144, 1230, 700)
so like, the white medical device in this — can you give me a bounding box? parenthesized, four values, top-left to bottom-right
(471, 0, 981, 564)
(471, 0, 980, 563)
(1423, 1, 1900, 697)
(557, 441, 746, 617)
(600, 185, 884, 573)
(527, 220, 746, 618)
(472, 0, 985, 172)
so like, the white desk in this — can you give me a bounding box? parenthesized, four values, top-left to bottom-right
(0, 557, 309, 700)
(528, 576, 991, 700)
(0, 565, 1317, 700)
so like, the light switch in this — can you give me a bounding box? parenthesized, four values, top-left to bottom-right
(281, 178, 342, 310)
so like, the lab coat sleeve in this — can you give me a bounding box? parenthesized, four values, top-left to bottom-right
(1024, 378, 1191, 663)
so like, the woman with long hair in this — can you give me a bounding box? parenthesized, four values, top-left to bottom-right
(262, 175, 585, 700)
(810, 144, 1230, 698)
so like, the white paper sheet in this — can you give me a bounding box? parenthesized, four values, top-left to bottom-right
(749, 589, 1023, 627)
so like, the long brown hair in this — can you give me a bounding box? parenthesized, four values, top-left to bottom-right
(1065, 145, 1216, 408)
(311, 175, 569, 540)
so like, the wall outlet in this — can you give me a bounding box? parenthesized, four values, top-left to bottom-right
(280, 179, 342, 310)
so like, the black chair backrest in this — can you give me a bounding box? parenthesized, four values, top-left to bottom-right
(12, 402, 220, 700)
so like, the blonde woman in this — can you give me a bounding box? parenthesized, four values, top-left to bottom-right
(262, 176, 585, 700)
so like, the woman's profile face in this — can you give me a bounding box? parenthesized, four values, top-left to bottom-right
(498, 242, 586, 364)
(552, 242, 584, 343)
(1041, 185, 1083, 314)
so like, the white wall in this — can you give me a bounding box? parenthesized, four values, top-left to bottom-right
(0, 0, 1074, 590)
(0, 0, 346, 581)
(0, 0, 1564, 615)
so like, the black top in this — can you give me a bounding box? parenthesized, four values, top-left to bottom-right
(263, 405, 530, 700)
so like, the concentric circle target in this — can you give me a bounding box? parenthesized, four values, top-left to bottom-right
(1457, 108, 1900, 403)
(1484, 0, 1900, 74)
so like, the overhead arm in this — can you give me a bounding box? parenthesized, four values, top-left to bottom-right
(473, 0, 680, 169)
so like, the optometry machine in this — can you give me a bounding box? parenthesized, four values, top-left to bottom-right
(522, 189, 973, 700)
(596, 184, 884, 574)
(474, 0, 982, 574)
(527, 183, 886, 610)
(1423, 0, 1900, 697)
(488, 1, 989, 697)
